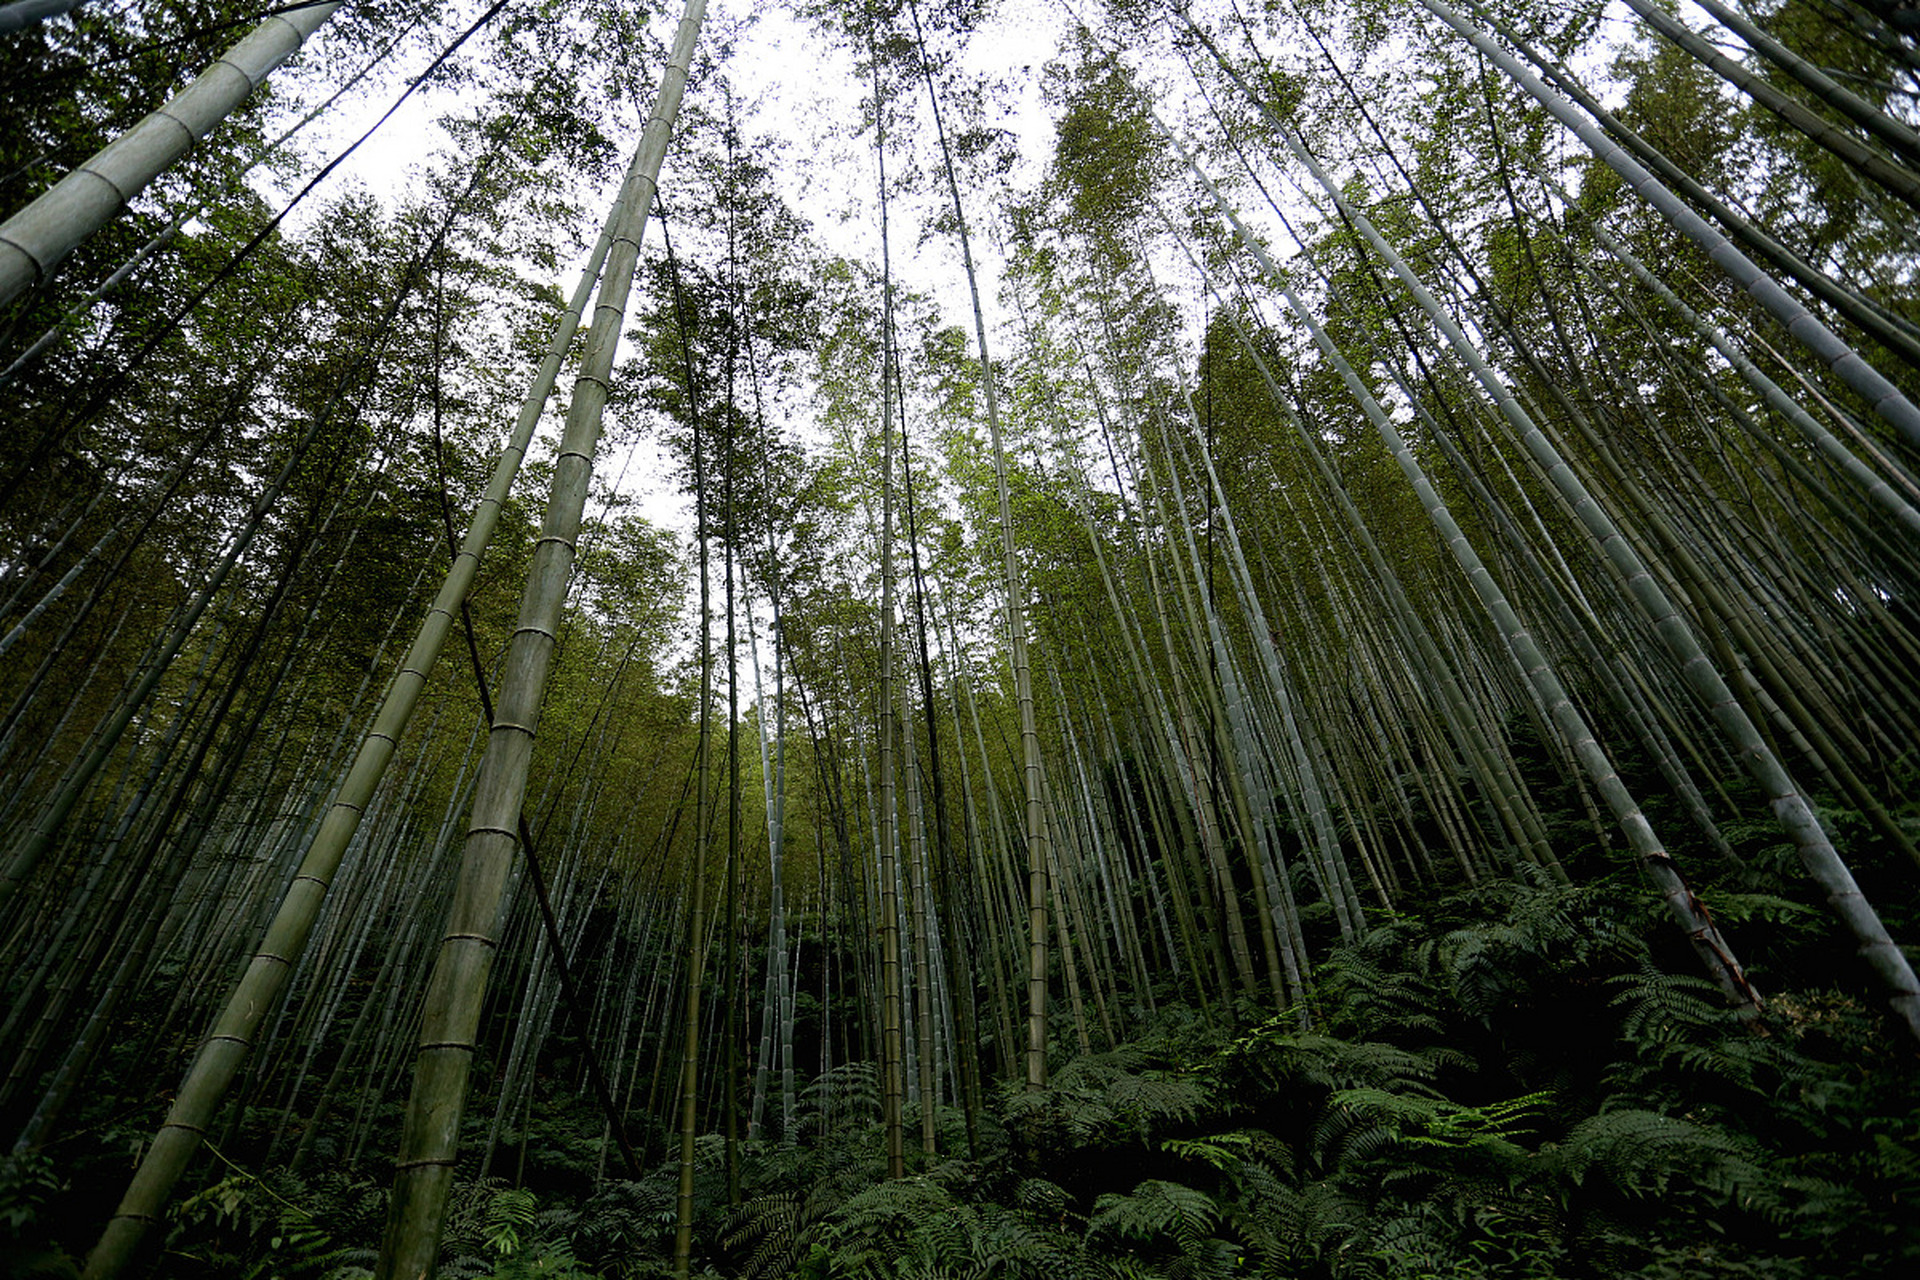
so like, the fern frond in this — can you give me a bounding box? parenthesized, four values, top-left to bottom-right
(725, 1191, 800, 1280)
(1015, 1177, 1075, 1220)
(1610, 967, 1727, 1040)
(1319, 947, 1447, 1040)
(1229, 1030, 1442, 1098)
(1087, 1179, 1221, 1255)
(1107, 1070, 1210, 1131)
(1553, 1108, 1775, 1210)
(797, 1060, 883, 1132)
(1366, 1204, 1458, 1276)
(1280, 1179, 1366, 1256)
(1315, 1089, 1546, 1177)
(825, 1173, 959, 1276)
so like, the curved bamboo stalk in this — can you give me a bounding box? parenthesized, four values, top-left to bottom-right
(1431, 0, 1920, 376)
(1623, 0, 1920, 214)
(0, 0, 84, 34)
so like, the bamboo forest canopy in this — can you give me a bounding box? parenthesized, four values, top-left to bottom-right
(3, 0, 1920, 1276)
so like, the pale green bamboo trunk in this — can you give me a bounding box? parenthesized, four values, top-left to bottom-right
(79, 115, 648, 1280)
(373, 6, 704, 1274)
(907, 0, 1052, 1089)
(0, 3, 340, 306)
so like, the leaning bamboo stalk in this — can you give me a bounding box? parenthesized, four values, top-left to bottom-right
(1423, 0, 1920, 449)
(1163, 120, 1764, 1016)
(0, 5, 431, 389)
(17, 523, 321, 1154)
(1685, 0, 1920, 167)
(866, 19, 908, 1168)
(1174, 418, 1362, 939)
(0, 0, 83, 34)
(1176, 224, 1556, 882)
(1494, 131, 1920, 543)
(939, 593, 1020, 1075)
(901, 699, 938, 1153)
(1489, 312, 1920, 869)
(1185, 18, 1920, 1037)
(1153, 436, 1306, 988)
(1623, 0, 1920, 214)
(0, 1, 341, 306)
(78, 132, 651, 1280)
(369, 3, 703, 1269)
(1309, 290, 1764, 1009)
(1137, 473, 1265, 996)
(4, 159, 474, 916)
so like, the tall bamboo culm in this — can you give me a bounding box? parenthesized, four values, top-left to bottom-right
(373, 4, 705, 1274)
(79, 115, 646, 1280)
(906, 0, 1052, 1092)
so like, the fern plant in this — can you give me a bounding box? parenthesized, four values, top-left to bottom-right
(1551, 1109, 1777, 1209)
(893, 1199, 1076, 1280)
(157, 1168, 376, 1280)
(814, 1175, 960, 1280)
(1312, 1089, 1548, 1175)
(1000, 1046, 1214, 1152)
(1089, 1179, 1218, 1245)
(433, 1182, 597, 1280)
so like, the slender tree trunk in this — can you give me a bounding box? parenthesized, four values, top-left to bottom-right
(78, 136, 650, 1280)
(373, 8, 703, 1274)
(907, 0, 1051, 1090)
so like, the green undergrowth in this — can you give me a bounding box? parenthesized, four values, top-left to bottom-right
(8, 870, 1918, 1280)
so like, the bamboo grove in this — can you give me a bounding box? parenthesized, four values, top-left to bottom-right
(2, 0, 1918, 1275)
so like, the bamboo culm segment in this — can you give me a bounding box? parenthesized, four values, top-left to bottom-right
(0, 2, 341, 306)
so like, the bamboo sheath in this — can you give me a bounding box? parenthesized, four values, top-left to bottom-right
(0, 1, 341, 306)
